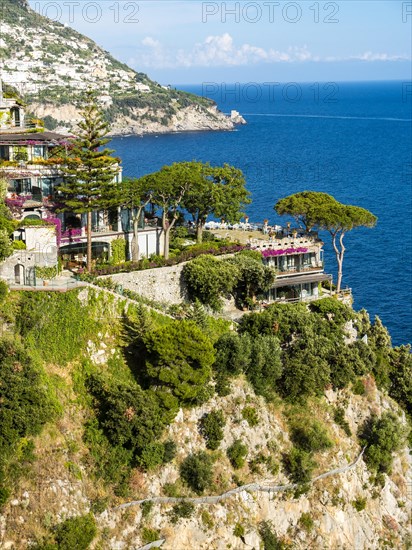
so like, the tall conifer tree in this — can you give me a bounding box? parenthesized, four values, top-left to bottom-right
(59, 90, 120, 271)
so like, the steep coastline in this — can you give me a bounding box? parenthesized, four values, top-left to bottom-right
(0, 0, 245, 135)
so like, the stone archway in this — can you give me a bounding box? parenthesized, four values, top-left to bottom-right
(14, 264, 25, 285)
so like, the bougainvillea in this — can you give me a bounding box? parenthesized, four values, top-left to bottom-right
(260, 247, 308, 258)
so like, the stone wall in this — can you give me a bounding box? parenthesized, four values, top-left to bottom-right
(102, 263, 187, 304)
(0, 249, 57, 284)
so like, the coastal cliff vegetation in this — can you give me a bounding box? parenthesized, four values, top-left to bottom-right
(0, 285, 410, 548)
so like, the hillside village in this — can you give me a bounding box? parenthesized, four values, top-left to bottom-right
(0, 0, 244, 135)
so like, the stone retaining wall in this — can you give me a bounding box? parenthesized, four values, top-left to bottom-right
(101, 263, 187, 305)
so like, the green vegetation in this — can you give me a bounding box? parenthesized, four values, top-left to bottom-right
(242, 406, 259, 427)
(110, 238, 128, 265)
(54, 514, 97, 550)
(275, 191, 377, 291)
(227, 439, 248, 469)
(142, 320, 215, 408)
(58, 90, 120, 271)
(0, 338, 59, 507)
(180, 451, 214, 494)
(359, 412, 407, 474)
(352, 497, 367, 512)
(183, 250, 275, 311)
(259, 521, 288, 549)
(169, 501, 195, 523)
(299, 512, 314, 532)
(283, 447, 316, 484)
(199, 410, 226, 450)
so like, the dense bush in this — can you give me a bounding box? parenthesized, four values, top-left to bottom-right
(359, 412, 407, 473)
(279, 346, 331, 400)
(0, 279, 8, 301)
(289, 418, 333, 453)
(0, 338, 58, 506)
(180, 451, 214, 494)
(227, 439, 248, 469)
(245, 334, 282, 397)
(137, 440, 177, 471)
(143, 320, 215, 407)
(388, 346, 412, 418)
(283, 448, 316, 484)
(183, 255, 237, 311)
(333, 407, 352, 436)
(199, 410, 226, 450)
(86, 374, 166, 466)
(110, 237, 127, 264)
(54, 514, 97, 550)
(213, 332, 252, 377)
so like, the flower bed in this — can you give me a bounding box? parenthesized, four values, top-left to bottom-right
(79, 243, 246, 277)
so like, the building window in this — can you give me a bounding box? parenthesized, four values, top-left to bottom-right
(41, 177, 56, 196)
(12, 179, 32, 194)
(0, 145, 9, 160)
(32, 145, 45, 159)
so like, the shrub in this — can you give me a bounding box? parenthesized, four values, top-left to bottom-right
(388, 345, 412, 417)
(283, 448, 316, 484)
(299, 512, 314, 531)
(110, 237, 127, 264)
(352, 497, 367, 511)
(169, 501, 195, 523)
(137, 442, 166, 471)
(352, 378, 366, 395)
(141, 501, 153, 518)
(258, 521, 287, 549)
(143, 320, 215, 406)
(0, 279, 8, 302)
(54, 514, 97, 550)
(180, 452, 214, 494)
(141, 527, 160, 544)
(233, 522, 245, 538)
(242, 406, 259, 427)
(213, 332, 252, 377)
(246, 334, 282, 397)
(183, 254, 237, 311)
(0, 338, 58, 503)
(85, 375, 166, 465)
(333, 407, 352, 436)
(199, 410, 226, 450)
(359, 412, 407, 473)
(137, 440, 177, 470)
(309, 298, 353, 324)
(227, 439, 248, 469)
(163, 440, 177, 463)
(289, 418, 333, 453)
(12, 240, 26, 249)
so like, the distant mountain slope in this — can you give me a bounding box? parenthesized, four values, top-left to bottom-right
(0, 0, 243, 134)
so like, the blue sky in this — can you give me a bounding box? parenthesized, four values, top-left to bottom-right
(29, 1, 412, 84)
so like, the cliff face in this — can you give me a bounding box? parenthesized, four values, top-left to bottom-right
(0, 0, 240, 135)
(0, 287, 410, 550)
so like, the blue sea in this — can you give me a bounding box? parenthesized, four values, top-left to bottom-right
(110, 81, 412, 346)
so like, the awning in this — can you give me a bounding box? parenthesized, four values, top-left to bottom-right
(272, 273, 332, 288)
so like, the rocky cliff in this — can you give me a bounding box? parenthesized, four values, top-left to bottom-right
(0, 287, 410, 550)
(0, 0, 244, 135)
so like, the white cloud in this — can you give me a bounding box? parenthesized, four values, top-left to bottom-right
(352, 51, 409, 61)
(128, 34, 410, 69)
